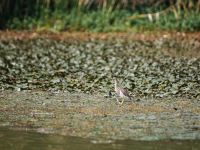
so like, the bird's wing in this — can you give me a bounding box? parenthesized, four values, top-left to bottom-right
(120, 88, 130, 97)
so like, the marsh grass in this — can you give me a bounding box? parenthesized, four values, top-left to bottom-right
(1, 0, 200, 31)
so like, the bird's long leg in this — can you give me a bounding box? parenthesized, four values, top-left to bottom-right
(116, 97, 124, 105)
(119, 98, 124, 105)
(116, 97, 120, 104)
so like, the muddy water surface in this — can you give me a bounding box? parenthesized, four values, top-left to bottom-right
(0, 127, 200, 150)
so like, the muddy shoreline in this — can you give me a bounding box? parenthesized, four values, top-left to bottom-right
(0, 31, 200, 140)
(0, 90, 199, 141)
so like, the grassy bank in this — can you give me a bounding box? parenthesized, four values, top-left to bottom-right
(1, 0, 200, 32)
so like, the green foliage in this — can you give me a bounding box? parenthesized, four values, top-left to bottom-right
(7, 8, 132, 32)
(1, 0, 200, 32)
(131, 11, 200, 32)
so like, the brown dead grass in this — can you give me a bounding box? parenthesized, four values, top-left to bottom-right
(1, 30, 200, 58)
(0, 30, 200, 42)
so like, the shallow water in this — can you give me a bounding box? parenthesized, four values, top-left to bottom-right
(0, 128, 199, 150)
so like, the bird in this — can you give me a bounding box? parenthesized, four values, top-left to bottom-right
(113, 77, 132, 105)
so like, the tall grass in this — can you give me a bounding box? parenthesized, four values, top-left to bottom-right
(1, 0, 200, 31)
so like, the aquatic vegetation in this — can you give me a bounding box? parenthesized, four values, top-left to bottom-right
(0, 35, 199, 99)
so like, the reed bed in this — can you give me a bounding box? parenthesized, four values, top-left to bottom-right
(0, 0, 200, 31)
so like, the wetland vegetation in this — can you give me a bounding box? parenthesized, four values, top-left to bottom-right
(0, 0, 200, 149)
(0, 32, 199, 142)
(1, 0, 200, 32)
(0, 32, 199, 98)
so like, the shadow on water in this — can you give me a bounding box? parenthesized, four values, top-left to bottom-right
(0, 128, 199, 150)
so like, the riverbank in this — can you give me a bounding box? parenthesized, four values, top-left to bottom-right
(0, 90, 199, 141)
(0, 31, 199, 141)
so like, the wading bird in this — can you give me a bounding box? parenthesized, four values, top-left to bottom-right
(114, 77, 132, 105)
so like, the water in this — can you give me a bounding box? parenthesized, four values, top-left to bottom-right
(0, 128, 199, 150)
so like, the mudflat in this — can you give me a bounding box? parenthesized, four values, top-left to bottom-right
(0, 31, 199, 140)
